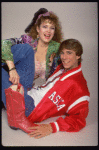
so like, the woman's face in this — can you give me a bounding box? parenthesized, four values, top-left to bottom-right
(37, 19, 55, 43)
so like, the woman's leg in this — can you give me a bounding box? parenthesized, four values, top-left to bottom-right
(11, 43, 35, 89)
(5, 83, 37, 133)
(2, 43, 35, 109)
(11, 44, 35, 116)
(9, 84, 35, 117)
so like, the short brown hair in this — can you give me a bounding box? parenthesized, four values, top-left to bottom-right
(28, 11, 63, 43)
(59, 39, 83, 65)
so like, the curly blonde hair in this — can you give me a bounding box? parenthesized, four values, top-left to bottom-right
(28, 11, 63, 43)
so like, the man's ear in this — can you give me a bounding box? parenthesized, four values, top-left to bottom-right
(76, 55, 81, 60)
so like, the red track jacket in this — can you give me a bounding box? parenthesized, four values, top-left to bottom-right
(28, 64, 90, 133)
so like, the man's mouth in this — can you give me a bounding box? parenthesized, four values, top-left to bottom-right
(62, 61, 70, 65)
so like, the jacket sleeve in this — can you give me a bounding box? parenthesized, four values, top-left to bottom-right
(1, 36, 24, 63)
(50, 100, 89, 133)
(2, 39, 14, 63)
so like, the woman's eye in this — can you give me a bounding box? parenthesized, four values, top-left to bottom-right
(43, 26, 47, 28)
(42, 25, 47, 28)
(51, 27, 55, 30)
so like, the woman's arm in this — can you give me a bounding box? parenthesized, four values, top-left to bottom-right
(2, 39, 21, 84)
(2, 35, 33, 84)
(2, 40, 14, 63)
(2, 37, 24, 63)
(6, 60, 20, 84)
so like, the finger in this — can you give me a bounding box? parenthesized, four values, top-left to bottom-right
(18, 77, 20, 84)
(34, 134, 46, 139)
(28, 129, 39, 136)
(9, 77, 15, 84)
(13, 75, 20, 84)
(29, 132, 41, 137)
(16, 76, 20, 84)
(14, 78, 19, 85)
(9, 77, 12, 82)
(28, 126, 39, 130)
(12, 78, 17, 85)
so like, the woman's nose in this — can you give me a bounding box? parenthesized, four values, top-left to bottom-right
(47, 27, 51, 33)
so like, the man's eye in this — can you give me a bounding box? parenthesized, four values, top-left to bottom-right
(67, 51, 72, 54)
(60, 51, 63, 54)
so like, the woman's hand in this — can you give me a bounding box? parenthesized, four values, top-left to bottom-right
(6, 60, 20, 84)
(9, 69, 20, 84)
(28, 124, 53, 139)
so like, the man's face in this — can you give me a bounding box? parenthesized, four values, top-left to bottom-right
(60, 48, 80, 70)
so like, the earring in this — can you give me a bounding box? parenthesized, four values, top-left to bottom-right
(37, 34, 39, 39)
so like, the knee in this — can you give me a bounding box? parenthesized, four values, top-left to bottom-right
(25, 44, 34, 56)
(12, 44, 34, 59)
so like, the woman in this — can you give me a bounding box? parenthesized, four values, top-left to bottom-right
(5, 39, 90, 138)
(22, 8, 63, 79)
(2, 8, 63, 108)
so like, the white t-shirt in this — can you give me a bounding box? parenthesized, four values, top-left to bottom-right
(27, 69, 64, 107)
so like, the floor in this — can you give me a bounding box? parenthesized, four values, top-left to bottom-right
(1, 78, 98, 146)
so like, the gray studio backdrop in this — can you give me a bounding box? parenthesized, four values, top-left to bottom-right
(2, 2, 98, 146)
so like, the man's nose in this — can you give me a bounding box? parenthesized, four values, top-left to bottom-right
(63, 54, 68, 59)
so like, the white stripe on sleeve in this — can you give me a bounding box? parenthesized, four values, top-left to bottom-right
(66, 96, 90, 113)
(54, 122, 59, 132)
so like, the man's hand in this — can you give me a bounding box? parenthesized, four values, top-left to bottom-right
(50, 52, 56, 63)
(28, 124, 53, 139)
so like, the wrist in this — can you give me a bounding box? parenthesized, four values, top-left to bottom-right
(9, 67, 16, 72)
(6, 60, 15, 70)
(50, 122, 59, 133)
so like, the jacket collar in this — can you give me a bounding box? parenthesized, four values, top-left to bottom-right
(57, 63, 82, 81)
(32, 38, 54, 53)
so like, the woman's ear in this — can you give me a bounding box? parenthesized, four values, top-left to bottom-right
(36, 26, 39, 33)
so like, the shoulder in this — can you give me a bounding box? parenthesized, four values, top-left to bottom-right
(21, 34, 33, 43)
(70, 71, 89, 95)
(60, 64, 88, 88)
(49, 40, 60, 48)
(21, 34, 38, 52)
(48, 40, 60, 54)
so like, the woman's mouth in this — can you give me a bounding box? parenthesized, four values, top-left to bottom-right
(44, 34, 51, 39)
